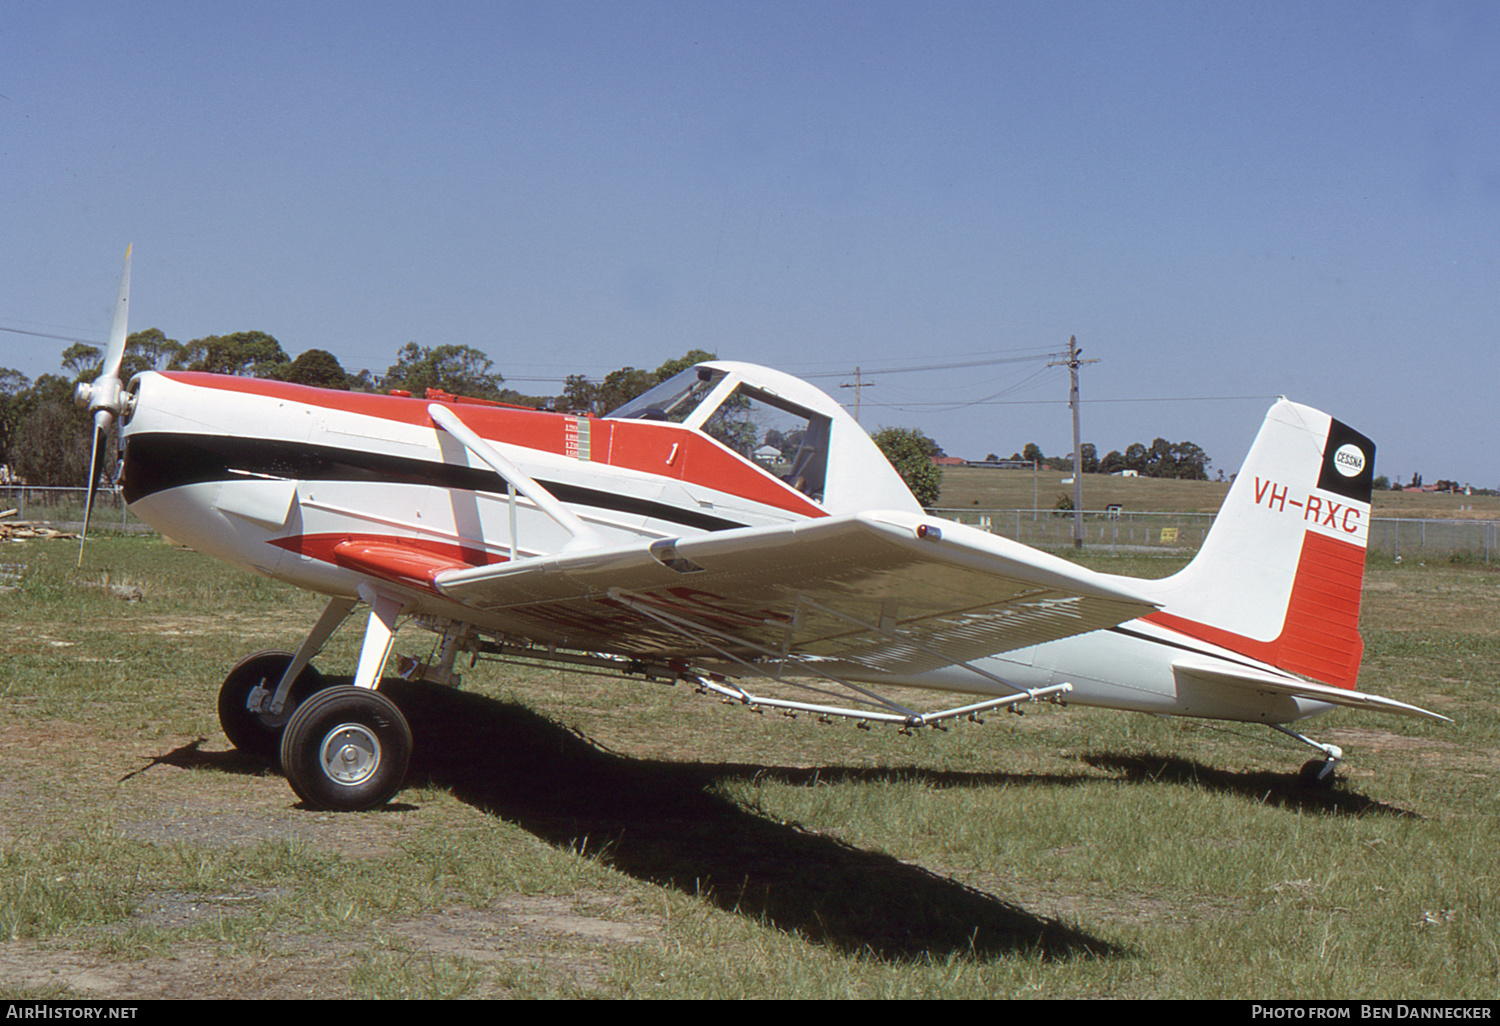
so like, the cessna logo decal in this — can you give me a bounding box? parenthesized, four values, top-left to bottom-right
(1333, 443, 1366, 478)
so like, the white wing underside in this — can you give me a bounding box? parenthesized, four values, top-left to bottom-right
(434, 511, 1159, 676)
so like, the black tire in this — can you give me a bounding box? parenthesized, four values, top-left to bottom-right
(1298, 758, 1337, 790)
(218, 650, 324, 757)
(279, 686, 412, 811)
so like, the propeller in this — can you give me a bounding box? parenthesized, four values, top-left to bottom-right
(74, 245, 132, 566)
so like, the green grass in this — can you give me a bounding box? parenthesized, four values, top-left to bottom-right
(1, 535, 1498, 997)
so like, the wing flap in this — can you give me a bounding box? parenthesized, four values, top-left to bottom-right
(434, 511, 1158, 671)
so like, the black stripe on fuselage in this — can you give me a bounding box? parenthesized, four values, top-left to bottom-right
(1108, 623, 1286, 677)
(121, 431, 748, 533)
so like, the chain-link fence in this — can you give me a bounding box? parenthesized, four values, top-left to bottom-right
(933, 508, 1499, 562)
(5, 488, 1496, 561)
(1, 485, 152, 532)
(933, 508, 1216, 554)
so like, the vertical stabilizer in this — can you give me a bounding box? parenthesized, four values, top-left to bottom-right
(1137, 399, 1376, 689)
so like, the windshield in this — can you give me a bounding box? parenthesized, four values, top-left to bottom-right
(700, 384, 830, 501)
(604, 366, 724, 422)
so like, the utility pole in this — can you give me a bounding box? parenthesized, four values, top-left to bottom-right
(839, 367, 874, 424)
(1048, 336, 1098, 549)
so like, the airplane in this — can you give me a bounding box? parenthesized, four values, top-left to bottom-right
(71, 248, 1447, 812)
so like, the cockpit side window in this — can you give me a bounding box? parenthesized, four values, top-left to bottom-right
(604, 367, 724, 423)
(700, 384, 831, 502)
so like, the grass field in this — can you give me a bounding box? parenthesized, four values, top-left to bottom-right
(1, 535, 1498, 999)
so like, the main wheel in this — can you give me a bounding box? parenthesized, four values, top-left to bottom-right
(218, 650, 325, 757)
(279, 686, 412, 811)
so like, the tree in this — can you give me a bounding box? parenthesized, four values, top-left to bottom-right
(60, 343, 102, 379)
(1079, 442, 1098, 474)
(123, 329, 184, 377)
(556, 349, 718, 414)
(280, 349, 351, 390)
(0, 368, 33, 470)
(871, 426, 943, 507)
(174, 331, 289, 377)
(1144, 438, 1176, 478)
(590, 366, 655, 413)
(1170, 440, 1210, 481)
(652, 348, 717, 382)
(380, 343, 505, 399)
(8, 374, 93, 486)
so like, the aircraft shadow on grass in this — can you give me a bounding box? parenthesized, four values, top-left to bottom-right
(131, 681, 1414, 961)
(1080, 752, 1420, 819)
(381, 679, 1119, 963)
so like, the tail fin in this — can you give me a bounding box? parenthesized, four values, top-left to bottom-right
(1138, 399, 1376, 689)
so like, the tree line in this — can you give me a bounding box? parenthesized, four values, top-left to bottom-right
(0, 325, 1219, 503)
(0, 326, 720, 486)
(988, 438, 1213, 481)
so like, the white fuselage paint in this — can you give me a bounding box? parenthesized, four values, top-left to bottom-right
(119, 370, 1361, 730)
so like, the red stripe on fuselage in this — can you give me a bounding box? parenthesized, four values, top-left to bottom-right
(1144, 530, 1366, 689)
(161, 373, 826, 519)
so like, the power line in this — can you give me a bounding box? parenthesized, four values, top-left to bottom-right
(860, 394, 1281, 408)
(799, 350, 1056, 380)
(0, 323, 98, 345)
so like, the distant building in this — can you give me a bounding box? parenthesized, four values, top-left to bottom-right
(957, 459, 1034, 470)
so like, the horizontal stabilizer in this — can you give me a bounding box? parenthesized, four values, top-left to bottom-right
(1172, 656, 1449, 723)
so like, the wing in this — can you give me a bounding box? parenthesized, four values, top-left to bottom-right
(433, 511, 1159, 676)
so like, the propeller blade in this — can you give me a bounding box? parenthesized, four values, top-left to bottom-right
(102, 244, 132, 382)
(78, 416, 111, 566)
(76, 245, 132, 567)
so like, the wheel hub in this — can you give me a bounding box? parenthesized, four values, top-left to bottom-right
(318, 724, 382, 786)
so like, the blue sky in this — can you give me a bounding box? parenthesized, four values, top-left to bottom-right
(3, 1, 1497, 488)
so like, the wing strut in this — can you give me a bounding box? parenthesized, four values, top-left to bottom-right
(427, 402, 604, 555)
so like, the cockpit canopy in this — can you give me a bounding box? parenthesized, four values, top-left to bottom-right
(606, 365, 832, 501)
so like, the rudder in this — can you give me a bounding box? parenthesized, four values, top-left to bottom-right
(1136, 399, 1376, 689)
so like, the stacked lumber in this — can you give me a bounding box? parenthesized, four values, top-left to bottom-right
(0, 515, 78, 541)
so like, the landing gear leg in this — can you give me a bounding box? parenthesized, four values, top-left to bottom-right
(218, 596, 358, 757)
(1270, 724, 1344, 791)
(280, 587, 413, 811)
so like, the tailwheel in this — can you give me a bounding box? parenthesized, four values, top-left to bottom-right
(279, 686, 412, 811)
(1298, 758, 1339, 791)
(218, 650, 325, 758)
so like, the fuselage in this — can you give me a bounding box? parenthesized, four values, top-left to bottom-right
(122, 368, 826, 609)
(119, 366, 1339, 728)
